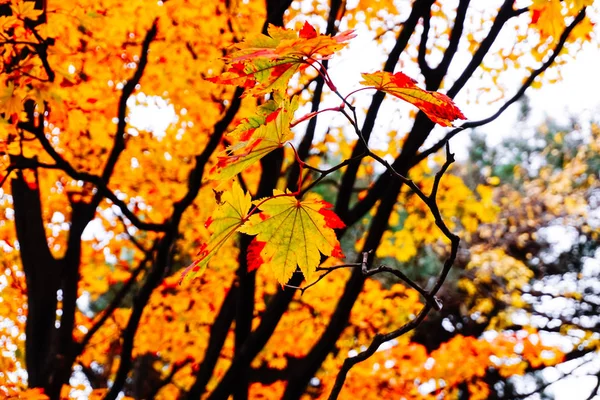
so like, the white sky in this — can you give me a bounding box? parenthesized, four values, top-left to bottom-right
(318, 30, 600, 161)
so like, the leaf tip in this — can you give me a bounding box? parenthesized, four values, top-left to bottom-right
(299, 21, 318, 39)
(247, 240, 267, 272)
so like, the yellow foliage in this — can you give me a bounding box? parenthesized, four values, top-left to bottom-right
(0, 1, 595, 398)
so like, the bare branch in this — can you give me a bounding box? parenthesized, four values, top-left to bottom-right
(326, 143, 460, 400)
(285, 262, 361, 295)
(417, 7, 587, 162)
(417, 8, 432, 79)
(101, 19, 158, 183)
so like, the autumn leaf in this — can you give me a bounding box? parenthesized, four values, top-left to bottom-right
(10, 0, 43, 20)
(530, 0, 566, 38)
(0, 81, 23, 121)
(208, 92, 298, 182)
(227, 98, 280, 140)
(360, 71, 466, 127)
(179, 181, 252, 283)
(207, 21, 356, 96)
(566, 0, 594, 9)
(14, 388, 49, 400)
(240, 192, 345, 285)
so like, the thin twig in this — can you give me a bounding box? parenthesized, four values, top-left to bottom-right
(286, 263, 362, 295)
(113, 212, 150, 254)
(363, 264, 441, 310)
(327, 125, 459, 400)
(417, 8, 587, 162)
(299, 153, 367, 197)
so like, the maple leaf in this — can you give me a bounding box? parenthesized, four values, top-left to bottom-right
(10, 0, 43, 20)
(530, 0, 566, 38)
(207, 22, 356, 96)
(360, 71, 466, 127)
(0, 81, 23, 121)
(240, 192, 346, 285)
(227, 97, 280, 140)
(179, 181, 251, 283)
(208, 92, 298, 182)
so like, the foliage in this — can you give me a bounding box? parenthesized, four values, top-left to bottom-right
(0, 0, 598, 399)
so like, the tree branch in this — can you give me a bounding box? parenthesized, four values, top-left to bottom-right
(147, 359, 192, 399)
(104, 83, 245, 400)
(417, 8, 432, 79)
(101, 19, 157, 183)
(75, 241, 157, 356)
(183, 285, 237, 399)
(286, 0, 345, 192)
(447, 0, 515, 98)
(417, 7, 587, 162)
(335, 0, 435, 219)
(326, 147, 459, 399)
(18, 120, 167, 232)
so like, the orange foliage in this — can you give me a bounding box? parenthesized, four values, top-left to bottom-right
(0, 0, 596, 399)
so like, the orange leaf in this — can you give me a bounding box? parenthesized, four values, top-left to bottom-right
(530, 0, 565, 38)
(11, 0, 43, 20)
(208, 93, 298, 182)
(360, 71, 466, 127)
(207, 22, 356, 97)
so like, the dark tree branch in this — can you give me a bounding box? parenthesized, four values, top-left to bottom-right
(335, 0, 435, 219)
(281, 93, 456, 400)
(104, 85, 244, 400)
(286, 0, 345, 192)
(426, 0, 470, 90)
(206, 274, 303, 400)
(585, 372, 600, 400)
(299, 152, 367, 197)
(75, 241, 157, 355)
(101, 19, 157, 183)
(113, 212, 151, 254)
(416, 8, 587, 162)
(10, 168, 61, 389)
(327, 146, 459, 400)
(417, 8, 433, 79)
(147, 359, 192, 399)
(345, 1, 541, 230)
(285, 262, 362, 295)
(23, 20, 55, 82)
(447, 0, 515, 98)
(183, 285, 238, 399)
(232, 5, 294, 399)
(18, 119, 167, 232)
(233, 236, 256, 400)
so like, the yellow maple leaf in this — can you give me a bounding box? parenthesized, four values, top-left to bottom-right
(207, 21, 355, 96)
(10, 0, 43, 20)
(180, 181, 252, 283)
(240, 192, 345, 285)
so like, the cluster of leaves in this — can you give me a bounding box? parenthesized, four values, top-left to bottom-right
(182, 21, 466, 286)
